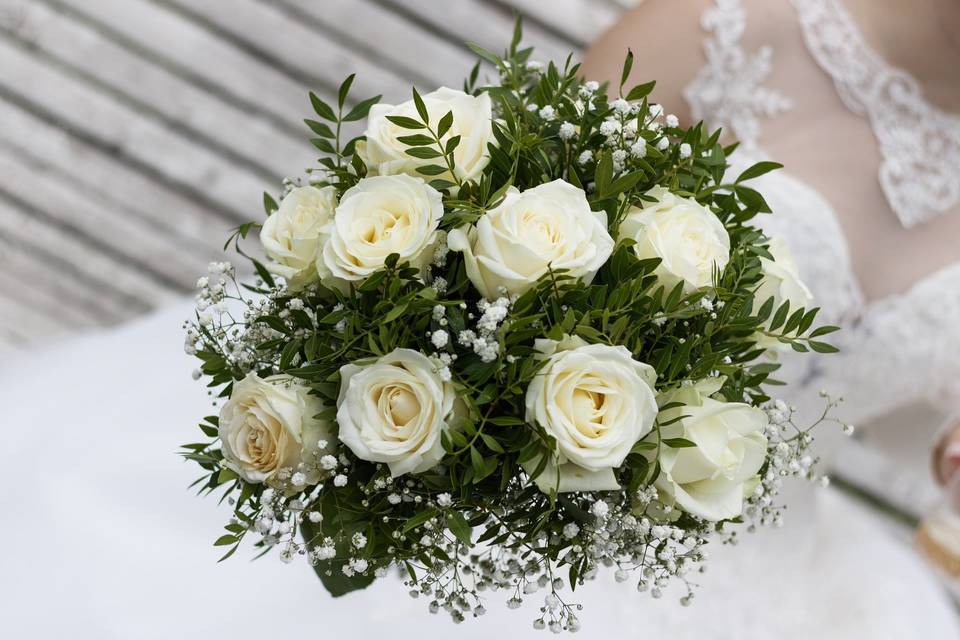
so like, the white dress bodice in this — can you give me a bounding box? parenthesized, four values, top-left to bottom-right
(686, 0, 960, 430)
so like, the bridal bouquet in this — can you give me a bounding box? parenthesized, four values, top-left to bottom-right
(182, 21, 840, 632)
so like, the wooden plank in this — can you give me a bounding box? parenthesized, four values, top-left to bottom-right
(0, 33, 266, 222)
(160, 0, 413, 104)
(0, 260, 102, 329)
(42, 0, 313, 134)
(0, 292, 73, 346)
(0, 142, 203, 290)
(2, 0, 315, 182)
(0, 197, 177, 312)
(492, 0, 621, 47)
(271, 0, 478, 90)
(0, 98, 238, 261)
(0, 234, 127, 323)
(374, 0, 576, 64)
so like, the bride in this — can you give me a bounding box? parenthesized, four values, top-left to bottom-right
(4, 1, 959, 638)
(583, 0, 960, 637)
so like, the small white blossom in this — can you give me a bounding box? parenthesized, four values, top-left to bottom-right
(431, 329, 449, 349)
(590, 500, 610, 520)
(679, 143, 692, 159)
(333, 474, 348, 487)
(558, 121, 576, 141)
(436, 492, 453, 508)
(611, 98, 631, 114)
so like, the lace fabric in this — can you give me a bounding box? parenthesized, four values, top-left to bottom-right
(683, 0, 792, 149)
(791, 0, 960, 229)
(684, 0, 960, 426)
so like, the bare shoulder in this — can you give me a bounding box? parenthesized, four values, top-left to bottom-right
(580, 0, 715, 120)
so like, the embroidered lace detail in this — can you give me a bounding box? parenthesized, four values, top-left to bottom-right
(791, 0, 960, 228)
(828, 261, 960, 422)
(687, 0, 960, 423)
(683, 0, 792, 148)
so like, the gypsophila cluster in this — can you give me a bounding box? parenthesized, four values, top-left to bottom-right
(180, 18, 842, 633)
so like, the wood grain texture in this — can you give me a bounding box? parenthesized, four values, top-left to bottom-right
(0, 0, 623, 349)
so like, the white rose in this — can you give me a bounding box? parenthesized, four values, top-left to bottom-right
(752, 236, 814, 353)
(448, 180, 614, 299)
(360, 87, 493, 184)
(524, 335, 658, 494)
(655, 378, 768, 521)
(619, 186, 730, 293)
(319, 174, 443, 286)
(337, 348, 455, 477)
(259, 186, 337, 290)
(219, 373, 334, 485)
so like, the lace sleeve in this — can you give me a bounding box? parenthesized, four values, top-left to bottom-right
(816, 263, 960, 424)
(683, 0, 792, 149)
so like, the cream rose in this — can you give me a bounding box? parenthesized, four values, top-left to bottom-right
(447, 180, 614, 299)
(360, 87, 493, 184)
(319, 174, 443, 285)
(655, 378, 768, 521)
(259, 186, 337, 290)
(219, 373, 334, 485)
(619, 186, 730, 293)
(752, 236, 814, 352)
(337, 348, 455, 477)
(524, 335, 658, 494)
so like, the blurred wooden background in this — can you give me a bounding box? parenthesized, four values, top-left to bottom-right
(0, 0, 633, 351)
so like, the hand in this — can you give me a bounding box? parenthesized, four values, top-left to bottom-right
(933, 420, 960, 487)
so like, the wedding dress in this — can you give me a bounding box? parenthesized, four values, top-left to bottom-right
(4, 1, 960, 638)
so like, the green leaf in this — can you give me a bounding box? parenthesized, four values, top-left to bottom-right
(445, 135, 461, 155)
(252, 259, 276, 289)
(217, 467, 238, 484)
(480, 433, 505, 453)
(809, 325, 840, 338)
(510, 13, 522, 54)
(735, 185, 772, 212)
(412, 86, 429, 124)
(625, 80, 656, 102)
(736, 161, 783, 183)
(304, 119, 335, 138)
(415, 164, 448, 176)
(302, 518, 377, 597)
(405, 146, 442, 159)
(662, 438, 697, 448)
(385, 115, 425, 129)
(213, 534, 238, 546)
(396, 134, 435, 146)
(595, 151, 613, 197)
(467, 42, 500, 66)
(402, 508, 439, 533)
(809, 340, 839, 353)
(429, 179, 457, 191)
(280, 339, 301, 370)
(338, 73, 355, 109)
(446, 511, 473, 546)
(620, 48, 634, 90)
(263, 192, 278, 215)
(311, 137, 336, 154)
(310, 92, 336, 121)
(437, 110, 453, 138)
(343, 95, 382, 122)
(770, 301, 790, 331)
